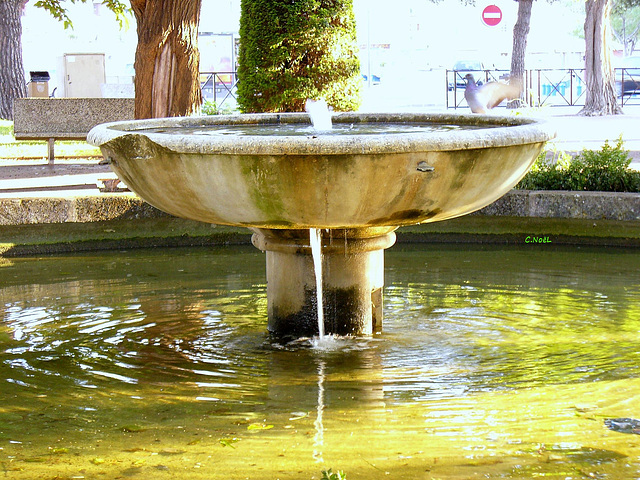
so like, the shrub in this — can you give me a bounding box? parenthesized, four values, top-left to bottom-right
(201, 100, 218, 116)
(516, 149, 573, 191)
(321, 469, 347, 480)
(237, 0, 362, 113)
(0, 120, 13, 137)
(201, 100, 238, 116)
(516, 136, 640, 192)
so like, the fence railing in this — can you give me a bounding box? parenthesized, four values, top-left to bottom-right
(200, 71, 238, 110)
(201, 69, 639, 112)
(446, 68, 640, 109)
(618, 67, 640, 106)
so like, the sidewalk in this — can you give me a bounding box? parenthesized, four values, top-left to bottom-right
(0, 159, 118, 198)
(1, 106, 640, 198)
(540, 107, 640, 166)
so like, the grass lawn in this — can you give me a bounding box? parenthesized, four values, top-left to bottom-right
(0, 119, 101, 160)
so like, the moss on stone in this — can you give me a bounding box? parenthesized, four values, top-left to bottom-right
(2, 213, 640, 258)
(0, 218, 251, 257)
(398, 216, 640, 247)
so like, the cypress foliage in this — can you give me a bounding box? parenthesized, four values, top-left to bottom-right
(237, 0, 362, 113)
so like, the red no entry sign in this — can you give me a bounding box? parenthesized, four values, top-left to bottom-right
(482, 5, 502, 27)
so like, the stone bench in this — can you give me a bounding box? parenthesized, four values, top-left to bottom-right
(13, 98, 135, 164)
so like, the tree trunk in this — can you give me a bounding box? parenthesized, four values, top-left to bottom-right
(508, 0, 532, 108)
(580, 0, 623, 116)
(0, 0, 27, 121)
(130, 0, 202, 119)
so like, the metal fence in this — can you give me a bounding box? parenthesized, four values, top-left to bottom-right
(199, 69, 639, 112)
(200, 71, 238, 110)
(446, 68, 640, 109)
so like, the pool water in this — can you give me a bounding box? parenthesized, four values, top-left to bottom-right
(1, 244, 640, 479)
(134, 122, 474, 137)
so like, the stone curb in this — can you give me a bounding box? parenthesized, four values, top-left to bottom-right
(478, 190, 640, 221)
(2, 191, 640, 256)
(0, 195, 168, 226)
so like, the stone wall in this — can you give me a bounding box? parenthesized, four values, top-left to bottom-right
(13, 98, 135, 139)
(0, 196, 167, 226)
(478, 190, 640, 221)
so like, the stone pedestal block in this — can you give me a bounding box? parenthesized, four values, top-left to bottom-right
(252, 227, 396, 337)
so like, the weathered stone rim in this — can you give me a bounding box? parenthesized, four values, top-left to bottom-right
(88, 112, 556, 155)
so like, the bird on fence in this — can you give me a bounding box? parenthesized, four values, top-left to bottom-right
(464, 74, 522, 114)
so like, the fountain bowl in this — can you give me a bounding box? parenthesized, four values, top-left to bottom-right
(88, 112, 554, 229)
(88, 112, 555, 337)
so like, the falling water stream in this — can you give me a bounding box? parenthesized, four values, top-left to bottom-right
(310, 228, 325, 339)
(305, 100, 331, 341)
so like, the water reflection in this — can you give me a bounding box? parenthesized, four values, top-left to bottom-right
(1, 244, 640, 479)
(313, 359, 325, 463)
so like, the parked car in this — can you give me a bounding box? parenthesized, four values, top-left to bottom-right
(448, 60, 485, 91)
(362, 73, 381, 85)
(616, 56, 640, 97)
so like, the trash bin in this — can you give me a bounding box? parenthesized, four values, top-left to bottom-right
(28, 71, 50, 97)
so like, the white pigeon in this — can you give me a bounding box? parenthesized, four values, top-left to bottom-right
(464, 74, 521, 114)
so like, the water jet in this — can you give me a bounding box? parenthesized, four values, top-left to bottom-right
(88, 112, 554, 337)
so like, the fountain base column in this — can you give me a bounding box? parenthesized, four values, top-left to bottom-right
(251, 227, 397, 338)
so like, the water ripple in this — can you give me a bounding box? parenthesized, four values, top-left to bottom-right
(1, 245, 640, 479)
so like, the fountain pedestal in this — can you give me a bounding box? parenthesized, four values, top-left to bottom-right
(251, 227, 396, 337)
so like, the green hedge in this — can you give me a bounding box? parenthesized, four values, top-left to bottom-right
(516, 137, 640, 192)
(237, 0, 362, 113)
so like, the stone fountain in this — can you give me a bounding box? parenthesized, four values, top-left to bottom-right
(88, 112, 554, 338)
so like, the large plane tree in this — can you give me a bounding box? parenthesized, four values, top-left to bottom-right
(0, 0, 201, 120)
(130, 0, 202, 118)
(508, 0, 533, 107)
(612, 0, 640, 56)
(0, 0, 28, 120)
(581, 0, 623, 115)
(507, 0, 624, 115)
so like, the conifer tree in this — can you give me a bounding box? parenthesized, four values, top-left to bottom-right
(237, 0, 362, 113)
